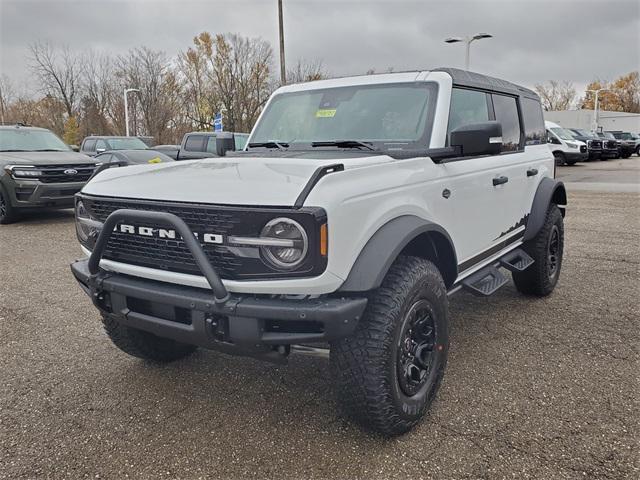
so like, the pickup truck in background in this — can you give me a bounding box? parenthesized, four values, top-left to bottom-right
(154, 131, 249, 160)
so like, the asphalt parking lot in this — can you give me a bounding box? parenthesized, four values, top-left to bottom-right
(1, 158, 638, 479)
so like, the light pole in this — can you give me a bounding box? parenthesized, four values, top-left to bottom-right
(586, 88, 611, 131)
(444, 33, 493, 70)
(123, 88, 140, 136)
(278, 0, 286, 85)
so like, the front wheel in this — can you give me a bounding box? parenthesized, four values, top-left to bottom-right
(513, 204, 564, 296)
(0, 187, 19, 224)
(553, 152, 566, 166)
(331, 256, 449, 436)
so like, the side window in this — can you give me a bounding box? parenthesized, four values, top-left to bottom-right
(521, 97, 546, 145)
(96, 153, 112, 162)
(205, 136, 217, 153)
(184, 135, 205, 152)
(447, 88, 489, 136)
(491, 94, 521, 152)
(234, 134, 248, 150)
(96, 139, 107, 151)
(83, 139, 96, 152)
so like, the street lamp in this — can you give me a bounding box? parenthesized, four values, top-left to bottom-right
(278, 0, 286, 85)
(123, 88, 140, 137)
(585, 88, 612, 131)
(444, 33, 493, 70)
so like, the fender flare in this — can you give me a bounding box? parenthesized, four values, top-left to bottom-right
(523, 177, 567, 242)
(338, 215, 457, 292)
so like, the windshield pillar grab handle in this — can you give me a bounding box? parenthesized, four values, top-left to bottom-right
(87, 209, 230, 304)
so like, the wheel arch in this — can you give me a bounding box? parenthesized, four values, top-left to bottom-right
(338, 215, 458, 292)
(524, 177, 567, 242)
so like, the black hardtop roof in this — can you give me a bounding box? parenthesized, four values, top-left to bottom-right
(433, 67, 540, 100)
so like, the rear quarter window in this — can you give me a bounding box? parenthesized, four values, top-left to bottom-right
(183, 135, 205, 152)
(491, 94, 522, 152)
(521, 97, 546, 145)
(82, 139, 97, 152)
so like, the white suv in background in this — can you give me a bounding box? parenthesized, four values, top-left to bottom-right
(72, 68, 567, 435)
(546, 121, 588, 165)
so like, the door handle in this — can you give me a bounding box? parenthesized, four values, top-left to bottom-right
(492, 176, 509, 186)
(527, 168, 539, 177)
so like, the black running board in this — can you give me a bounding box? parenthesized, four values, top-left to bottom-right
(461, 248, 534, 297)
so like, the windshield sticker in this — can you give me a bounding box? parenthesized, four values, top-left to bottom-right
(316, 109, 337, 118)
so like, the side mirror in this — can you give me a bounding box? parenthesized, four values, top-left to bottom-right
(215, 133, 235, 156)
(96, 148, 106, 154)
(69, 144, 80, 152)
(450, 121, 502, 157)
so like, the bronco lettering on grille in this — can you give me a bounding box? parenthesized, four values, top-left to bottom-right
(115, 224, 223, 244)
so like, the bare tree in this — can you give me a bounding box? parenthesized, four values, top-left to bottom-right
(0, 75, 15, 123)
(117, 47, 183, 143)
(177, 32, 221, 130)
(534, 80, 576, 111)
(29, 41, 82, 117)
(212, 33, 273, 133)
(81, 51, 118, 136)
(286, 59, 328, 84)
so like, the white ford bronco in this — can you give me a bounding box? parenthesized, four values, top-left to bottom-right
(71, 68, 566, 435)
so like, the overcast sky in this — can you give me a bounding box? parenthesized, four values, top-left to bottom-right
(1, 0, 638, 96)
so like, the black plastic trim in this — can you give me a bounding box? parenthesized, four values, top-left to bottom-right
(458, 230, 524, 273)
(294, 163, 344, 208)
(339, 215, 457, 291)
(523, 178, 567, 242)
(71, 259, 367, 350)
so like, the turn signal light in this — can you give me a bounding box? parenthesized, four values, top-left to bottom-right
(320, 223, 328, 256)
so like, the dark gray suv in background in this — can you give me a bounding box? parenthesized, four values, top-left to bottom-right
(0, 124, 96, 224)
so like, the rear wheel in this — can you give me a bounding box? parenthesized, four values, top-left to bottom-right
(331, 256, 449, 436)
(0, 187, 19, 224)
(102, 315, 197, 362)
(513, 204, 564, 296)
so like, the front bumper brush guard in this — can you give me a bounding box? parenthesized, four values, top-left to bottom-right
(88, 209, 230, 304)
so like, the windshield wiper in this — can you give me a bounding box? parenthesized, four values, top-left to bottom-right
(0, 149, 28, 152)
(311, 140, 375, 151)
(248, 141, 289, 150)
(33, 149, 67, 152)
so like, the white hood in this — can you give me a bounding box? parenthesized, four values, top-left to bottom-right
(82, 155, 394, 206)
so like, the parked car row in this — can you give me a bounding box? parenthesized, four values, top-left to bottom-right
(545, 121, 639, 165)
(0, 124, 249, 224)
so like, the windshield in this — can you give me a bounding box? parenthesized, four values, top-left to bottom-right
(550, 127, 575, 141)
(249, 82, 436, 150)
(106, 137, 148, 150)
(572, 129, 590, 137)
(0, 129, 70, 152)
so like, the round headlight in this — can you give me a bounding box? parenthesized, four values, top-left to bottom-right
(260, 218, 308, 269)
(75, 201, 92, 242)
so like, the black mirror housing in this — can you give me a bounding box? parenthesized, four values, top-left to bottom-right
(215, 133, 235, 157)
(450, 121, 502, 156)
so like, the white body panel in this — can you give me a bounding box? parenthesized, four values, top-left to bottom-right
(80, 71, 555, 295)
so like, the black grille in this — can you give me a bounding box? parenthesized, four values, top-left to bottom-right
(39, 164, 95, 183)
(82, 196, 326, 280)
(603, 140, 617, 149)
(589, 140, 602, 149)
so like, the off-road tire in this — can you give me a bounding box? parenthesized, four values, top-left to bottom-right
(0, 186, 19, 224)
(513, 204, 564, 296)
(101, 314, 197, 362)
(331, 256, 449, 436)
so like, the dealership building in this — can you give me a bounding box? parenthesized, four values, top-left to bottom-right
(544, 109, 640, 133)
